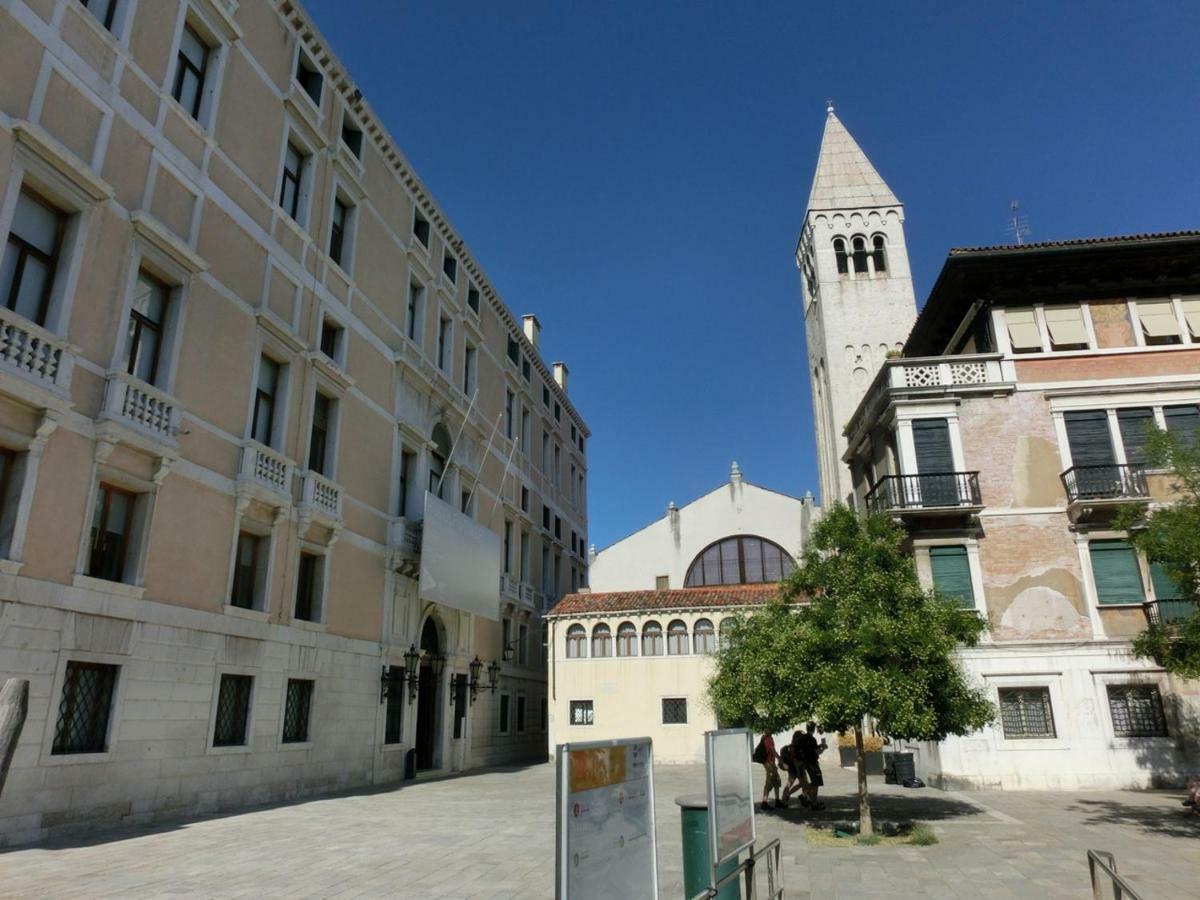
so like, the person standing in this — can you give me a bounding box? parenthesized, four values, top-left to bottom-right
(754, 733, 781, 811)
(796, 722, 827, 811)
(779, 739, 809, 808)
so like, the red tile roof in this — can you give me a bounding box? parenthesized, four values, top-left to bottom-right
(547, 584, 782, 617)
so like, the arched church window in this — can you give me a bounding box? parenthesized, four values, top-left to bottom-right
(642, 621, 664, 656)
(693, 618, 716, 654)
(616, 621, 638, 657)
(851, 236, 869, 274)
(684, 536, 797, 587)
(667, 619, 689, 655)
(591, 623, 612, 658)
(832, 238, 849, 275)
(872, 235, 888, 273)
(565, 623, 586, 658)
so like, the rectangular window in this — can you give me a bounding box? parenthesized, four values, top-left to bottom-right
(1006, 307, 1042, 353)
(279, 143, 306, 222)
(309, 392, 333, 475)
(518, 622, 529, 665)
(1106, 684, 1168, 738)
(1064, 409, 1116, 468)
(998, 687, 1055, 739)
(1089, 539, 1145, 605)
(541, 432, 550, 474)
(499, 693, 510, 734)
(1164, 404, 1200, 449)
(661, 697, 688, 725)
(554, 516, 562, 541)
(452, 673, 468, 739)
(124, 270, 169, 386)
(230, 530, 262, 610)
(507, 336, 519, 366)
(461, 489, 472, 515)
(294, 54, 323, 105)
(213, 673, 252, 747)
(541, 504, 550, 531)
(554, 445, 561, 485)
(2, 188, 66, 326)
(541, 546, 551, 594)
(406, 281, 424, 344)
(81, 0, 118, 30)
(503, 521, 512, 575)
(172, 23, 210, 120)
(282, 679, 314, 743)
(384, 665, 404, 744)
(929, 545, 975, 608)
(542, 385, 550, 408)
(521, 408, 531, 454)
(413, 210, 430, 247)
(251, 356, 280, 447)
(1136, 299, 1182, 345)
(569, 699, 594, 726)
(398, 449, 414, 517)
(1043, 304, 1089, 351)
(87, 484, 135, 583)
(554, 402, 561, 422)
(522, 357, 531, 381)
(1116, 407, 1155, 466)
(1182, 297, 1200, 341)
(516, 695, 527, 733)
(52, 661, 117, 755)
(505, 390, 515, 440)
(467, 286, 480, 314)
(437, 315, 451, 371)
(520, 486, 529, 513)
(329, 199, 349, 267)
(656, 575, 669, 590)
(442, 253, 457, 283)
(319, 319, 342, 361)
(463, 343, 477, 396)
(340, 116, 363, 159)
(294, 552, 320, 622)
(519, 531, 530, 582)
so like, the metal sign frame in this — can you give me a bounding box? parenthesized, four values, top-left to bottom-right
(556, 736, 659, 900)
(704, 728, 757, 875)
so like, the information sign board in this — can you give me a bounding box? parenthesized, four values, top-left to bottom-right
(705, 729, 756, 869)
(556, 737, 658, 900)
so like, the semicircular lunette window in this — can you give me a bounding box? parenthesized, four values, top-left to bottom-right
(684, 536, 796, 587)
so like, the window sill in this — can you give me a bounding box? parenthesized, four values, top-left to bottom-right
(41, 750, 113, 767)
(1109, 736, 1174, 749)
(277, 207, 312, 244)
(278, 740, 314, 752)
(290, 618, 326, 633)
(0, 559, 24, 576)
(206, 743, 254, 757)
(72, 574, 145, 600)
(1096, 602, 1147, 610)
(225, 604, 269, 622)
(163, 96, 211, 141)
(995, 738, 1067, 751)
(381, 742, 409, 753)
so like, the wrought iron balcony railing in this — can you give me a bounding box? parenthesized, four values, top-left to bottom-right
(1144, 598, 1195, 628)
(866, 472, 982, 514)
(1060, 464, 1148, 504)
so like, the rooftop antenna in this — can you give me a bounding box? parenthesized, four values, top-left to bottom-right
(1007, 200, 1031, 246)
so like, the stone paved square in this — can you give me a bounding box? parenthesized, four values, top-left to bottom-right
(1, 761, 1197, 898)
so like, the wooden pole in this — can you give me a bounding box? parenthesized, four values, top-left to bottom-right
(0, 678, 29, 798)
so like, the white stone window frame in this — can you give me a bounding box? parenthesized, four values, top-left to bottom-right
(515, 692, 527, 735)
(292, 538, 331, 629)
(292, 44, 325, 115)
(660, 695, 689, 727)
(1127, 296, 1195, 348)
(314, 300, 350, 371)
(0, 413, 58, 572)
(984, 672, 1069, 751)
(244, 329, 300, 454)
(912, 537, 989, 623)
(205, 666, 258, 757)
(276, 673, 317, 751)
(1090, 670, 1176, 749)
(992, 303, 1099, 357)
(305, 371, 345, 479)
(68, 0, 138, 46)
(275, 123, 320, 235)
(223, 503, 286, 620)
(1073, 527, 1150, 640)
(391, 423, 424, 521)
(405, 276, 427, 353)
(434, 302, 455, 376)
(498, 691, 512, 735)
(38, 650, 130, 767)
(166, 4, 235, 134)
(72, 462, 161, 599)
(890, 400, 967, 478)
(1049, 390, 1200, 474)
(324, 177, 361, 277)
(568, 697, 595, 727)
(0, 124, 113, 340)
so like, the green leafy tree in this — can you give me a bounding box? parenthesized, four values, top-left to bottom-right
(708, 505, 994, 834)
(1116, 429, 1200, 677)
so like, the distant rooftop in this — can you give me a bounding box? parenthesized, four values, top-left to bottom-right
(949, 230, 1200, 255)
(547, 584, 783, 617)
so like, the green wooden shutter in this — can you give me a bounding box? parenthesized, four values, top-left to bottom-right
(1149, 562, 1181, 601)
(1116, 408, 1155, 465)
(1064, 410, 1115, 466)
(1089, 540, 1145, 604)
(1164, 404, 1200, 449)
(930, 545, 975, 608)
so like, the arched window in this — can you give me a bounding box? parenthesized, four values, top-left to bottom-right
(591, 623, 612, 658)
(430, 423, 452, 500)
(833, 237, 849, 275)
(719, 617, 738, 649)
(851, 236, 869, 274)
(667, 619, 689, 655)
(642, 620, 664, 657)
(872, 234, 887, 273)
(565, 624, 586, 659)
(693, 618, 716, 654)
(616, 621, 638, 657)
(684, 536, 796, 587)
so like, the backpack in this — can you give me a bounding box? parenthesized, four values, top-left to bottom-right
(752, 737, 767, 764)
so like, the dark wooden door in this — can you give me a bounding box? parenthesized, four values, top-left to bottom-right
(416, 663, 436, 769)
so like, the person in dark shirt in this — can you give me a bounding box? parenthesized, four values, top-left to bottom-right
(794, 722, 827, 810)
(779, 741, 809, 807)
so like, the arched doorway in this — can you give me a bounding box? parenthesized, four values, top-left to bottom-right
(415, 616, 442, 770)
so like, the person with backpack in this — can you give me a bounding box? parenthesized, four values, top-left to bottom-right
(752, 733, 781, 811)
(779, 735, 809, 808)
(795, 722, 827, 811)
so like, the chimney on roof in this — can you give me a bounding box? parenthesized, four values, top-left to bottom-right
(588, 544, 596, 565)
(730, 461, 743, 486)
(553, 362, 568, 393)
(522, 314, 540, 349)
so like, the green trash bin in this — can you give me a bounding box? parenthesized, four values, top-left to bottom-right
(675, 794, 739, 899)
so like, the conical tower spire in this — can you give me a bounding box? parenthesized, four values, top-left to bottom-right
(806, 106, 900, 213)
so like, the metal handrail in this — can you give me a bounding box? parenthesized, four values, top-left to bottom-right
(866, 471, 982, 513)
(688, 838, 784, 900)
(1061, 464, 1148, 503)
(1087, 850, 1145, 900)
(1143, 598, 1195, 627)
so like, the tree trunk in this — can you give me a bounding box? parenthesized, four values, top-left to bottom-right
(0, 678, 29, 798)
(854, 724, 873, 836)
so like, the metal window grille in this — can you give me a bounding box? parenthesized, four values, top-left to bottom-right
(998, 687, 1055, 739)
(282, 679, 313, 743)
(383, 666, 404, 744)
(52, 661, 117, 755)
(662, 697, 688, 725)
(1107, 685, 1168, 737)
(213, 674, 252, 746)
(570, 700, 594, 726)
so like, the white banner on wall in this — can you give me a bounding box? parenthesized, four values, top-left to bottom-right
(418, 491, 502, 621)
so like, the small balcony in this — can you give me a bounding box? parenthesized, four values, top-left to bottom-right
(0, 306, 73, 401)
(866, 472, 982, 517)
(1143, 599, 1195, 629)
(100, 371, 181, 448)
(237, 441, 293, 504)
(1061, 464, 1148, 521)
(299, 470, 342, 526)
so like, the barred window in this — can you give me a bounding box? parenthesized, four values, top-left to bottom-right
(52, 661, 117, 755)
(1107, 684, 1168, 738)
(661, 697, 688, 725)
(570, 699, 594, 726)
(998, 687, 1056, 739)
(213, 673, 253, 747)
(282, 679, 313, 744)
(383, 665, 404, 744)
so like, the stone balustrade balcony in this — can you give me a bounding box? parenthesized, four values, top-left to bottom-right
(237, 441, 293, 501)
(101, 371, 180, 447)
(0, 306, 73, 400)
(299, 469, 341, 525)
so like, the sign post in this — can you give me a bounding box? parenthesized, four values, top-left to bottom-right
(704, 729, 756, 889)
(556, 737, 658, 900)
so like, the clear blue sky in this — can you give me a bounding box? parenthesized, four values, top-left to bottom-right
(305, 0, 1200, 549)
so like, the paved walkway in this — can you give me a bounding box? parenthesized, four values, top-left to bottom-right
(0, 760, 1197, 898)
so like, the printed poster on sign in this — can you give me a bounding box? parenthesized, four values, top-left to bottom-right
(556, 737, 657, 900)
(705, 729, 756, 867)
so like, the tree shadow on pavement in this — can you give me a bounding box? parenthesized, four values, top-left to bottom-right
(1067, 797, 1200, 839)
(770, 790, 983, 825)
